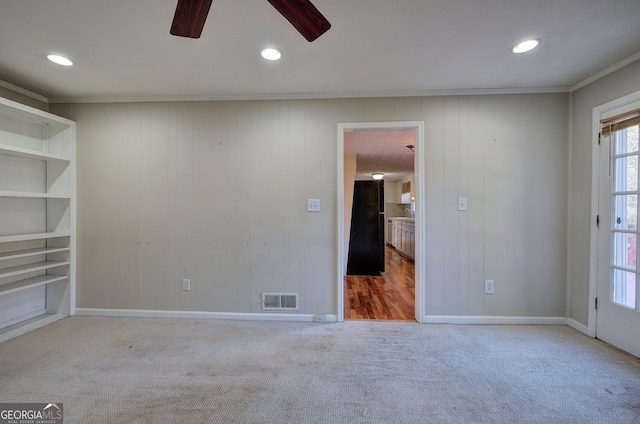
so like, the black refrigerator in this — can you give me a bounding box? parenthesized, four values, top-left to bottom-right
(346, 180, 385, 276)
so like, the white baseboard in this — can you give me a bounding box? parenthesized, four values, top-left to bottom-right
(74, 309, 575, 328)
(0, 308, 46, 330)
(422, 315, 568, 325)
(567, 318, 594, 337)
(75, 308, 338, 323)
(0, 313, 67, 344)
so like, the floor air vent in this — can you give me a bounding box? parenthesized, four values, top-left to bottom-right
(262, 292, 299, 311)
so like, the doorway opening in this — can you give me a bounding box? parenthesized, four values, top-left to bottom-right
(337, 121, 425, 323)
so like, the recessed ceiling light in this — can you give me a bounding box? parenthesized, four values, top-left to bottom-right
(511, 39, 540, 54)
(261, 48, 282, 61)
(47, 54, 74, 66)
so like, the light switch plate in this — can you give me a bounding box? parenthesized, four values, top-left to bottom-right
(458, 197, 467, 211)
(307, 199, 320, 212)
(484, 280, 494, 294)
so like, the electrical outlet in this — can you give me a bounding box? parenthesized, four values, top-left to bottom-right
(307, 199, 320, 212)
(313, 314, 327, 322)
(484, 280, 494, 294)
(182, 279, 190, 291)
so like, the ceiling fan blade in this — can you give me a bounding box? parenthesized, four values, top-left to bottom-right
(170, 0, 214, 39)
(267, 0, 331, 42)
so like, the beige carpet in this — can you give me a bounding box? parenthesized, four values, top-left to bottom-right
(1, 317, 639, 423)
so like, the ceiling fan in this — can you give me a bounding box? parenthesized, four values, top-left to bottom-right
(170, 0, 331, 42)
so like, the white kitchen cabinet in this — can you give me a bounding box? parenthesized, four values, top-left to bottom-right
(394, 181, 403, 203)
(405, 221, 415, 259)
(394, 220, 403, 251)
(398, 174, 415, 204)
(389, 218, 414, 260)
(392, 220, 398, 247)
(0, 97, 75, 342)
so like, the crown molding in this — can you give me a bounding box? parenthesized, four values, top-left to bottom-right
(47, 87, 571, 104)
(571, 50, 640, 92)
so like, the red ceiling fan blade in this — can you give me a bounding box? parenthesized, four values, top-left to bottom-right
(267, 0, 331, 42)
(170, 0, 214, 39)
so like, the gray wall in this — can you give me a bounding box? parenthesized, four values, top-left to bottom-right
(4, 57, 636, 323)
(423, 95, 567, 317)
(50, 93, 569, 318)
(568, 59, 640, 326)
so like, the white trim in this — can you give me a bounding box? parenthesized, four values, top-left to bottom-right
(75, 308, 338, 323)
(48, 87, 570, 104)
(0, 309, 46, 329)
(414, 123, 426, 323)
(337, 129, 345, 323)
(0, 80, 48, 104)
(68, 122, 77, 317)
(572, 50, 640, 92)
(75, 309, 568, 327)
(422, 315, 567, 325)
(337, 121, 426, 323)
(567, 318, 592, 337)
(566, 93, 574, 320)
(588, 104, 602, 338)
(0, 313, 67, 344)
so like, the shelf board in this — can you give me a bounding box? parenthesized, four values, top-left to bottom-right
(0, 143, 70, 162)
(0, 97, 74, 128)
(0, 232, 71, 243)
(0, 313, 67, 344)
(0, 191, 71, 199)
(0, 260, 70, 279)
(0, 274, 68, 296)
(0, 247, 70, 261)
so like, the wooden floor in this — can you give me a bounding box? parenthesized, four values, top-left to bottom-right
(344, 245, 415, 320)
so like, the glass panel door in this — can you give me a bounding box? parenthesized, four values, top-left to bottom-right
(597, 120, 640, 358)
(610, 126, 639, 310)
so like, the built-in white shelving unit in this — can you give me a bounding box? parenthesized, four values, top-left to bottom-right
(0, 97, 75, 343)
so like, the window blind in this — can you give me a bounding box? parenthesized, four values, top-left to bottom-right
(601, 108, 640, 135)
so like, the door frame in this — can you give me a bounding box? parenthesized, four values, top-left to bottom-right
(588, 89, 640, 339)
(337, 121, 425, 323)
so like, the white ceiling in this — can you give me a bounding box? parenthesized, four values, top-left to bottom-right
(0, 0, 639, 103)
(1, 0, 639, 179)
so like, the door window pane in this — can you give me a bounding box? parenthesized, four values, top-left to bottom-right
(613, 194, 637, 230)
(611, 268, 637, 309)
(612, 232, 637, 270)
(614, 127, 639, 154)
(614, 156, 638, 192)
